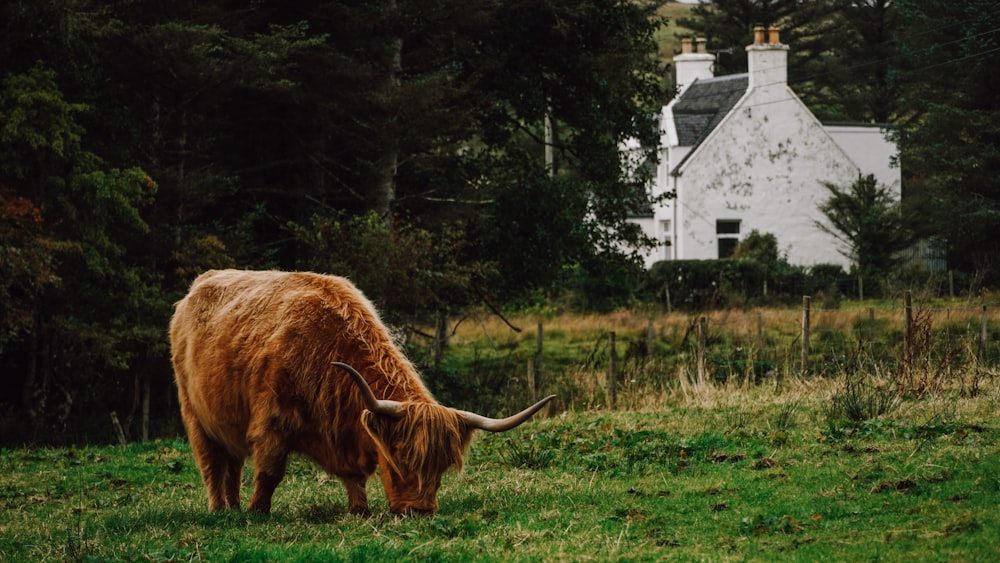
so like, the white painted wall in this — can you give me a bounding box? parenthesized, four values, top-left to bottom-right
(824, 125, 901, 196)
(675, 87, 859, 268)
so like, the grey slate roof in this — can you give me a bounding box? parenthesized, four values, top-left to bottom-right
(671, 73, 748, 152)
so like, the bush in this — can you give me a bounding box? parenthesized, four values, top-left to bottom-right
(641, 259, 867, 310)
(643, 260, 730, 310)
(643, 259, 815, 310)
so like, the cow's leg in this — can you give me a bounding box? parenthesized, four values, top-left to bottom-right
(341, 474, 371, 516)
(221, 456, 245, 509)
(247, 438, 289, 514)
(184, 421, 243, 511)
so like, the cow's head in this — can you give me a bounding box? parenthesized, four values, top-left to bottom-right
(332, 362, 555, 515)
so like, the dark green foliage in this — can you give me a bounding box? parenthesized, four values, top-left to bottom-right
(675, 0, 815, 76)
(642, 259, 849, 310)
(677, 1, 904, 123)
(288, 211, 486, 321)
(817, 174, 911, 280)
(810, 263, 850, 294)
(0, 63, 164, 444)
(731, 230, 780, 266)
(0, 0, 666, 442)
(892, 0, 1000, 281)
(645, 260, 753, 310)
(0, 188, 58, 356)
(474, 172, 593, 303)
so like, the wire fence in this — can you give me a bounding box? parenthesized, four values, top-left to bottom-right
(493, 291, 1000, 411)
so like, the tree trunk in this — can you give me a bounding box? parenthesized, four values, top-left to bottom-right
(372, 130, 398, 227)
(369, 9, 402, 228)
(433, 309, 448, 368)
(141, 373, 150, 442)
(20, 319, 40, 435)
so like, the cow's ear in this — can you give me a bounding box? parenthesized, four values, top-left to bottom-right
(361, 410, 393, 449)
(458, 425, 476, 452)
(361, 409, 395, 437)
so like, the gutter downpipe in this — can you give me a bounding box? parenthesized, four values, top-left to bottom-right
(670, 169, 680, 260)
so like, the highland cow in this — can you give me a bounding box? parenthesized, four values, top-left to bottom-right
(170, 269, 554, 515)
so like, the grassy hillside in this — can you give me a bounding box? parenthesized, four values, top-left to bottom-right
(655, 1, 698, 64)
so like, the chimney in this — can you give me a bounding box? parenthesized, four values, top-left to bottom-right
(674, 36, 715, 93)
(746, 25, 788, 90)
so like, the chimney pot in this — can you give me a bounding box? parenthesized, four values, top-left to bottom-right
(695, 37, 708, 54)
(768, 26, 781, 45)
(746, 24, 789, 90)
(681, 37, 692, 54)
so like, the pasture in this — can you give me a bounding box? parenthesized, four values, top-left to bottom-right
(2, 376, 998, 561)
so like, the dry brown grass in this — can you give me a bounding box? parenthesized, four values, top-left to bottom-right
(433, 299, 999, 417)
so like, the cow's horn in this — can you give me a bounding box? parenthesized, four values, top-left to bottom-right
(458, 395, 556, 432)
(332, 362, 405, 419)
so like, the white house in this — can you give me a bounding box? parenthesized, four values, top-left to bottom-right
(628, 26, 900, 269)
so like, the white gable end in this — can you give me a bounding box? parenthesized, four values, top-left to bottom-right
(631, 26, 900, 270)
(677, 84, 859, 267)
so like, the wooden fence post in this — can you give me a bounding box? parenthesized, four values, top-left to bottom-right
(696, 316, 708, 385)
(980, 305, 988, 361)
(110, 411, 127, 446)
(141, 375, 150, 442)
(801, 296, 810, 376)
(433, 310, 448, 368)
(608, 331, 618, 409)
(903, 290, 913, 360)
(535, 322, 543, 380)
(867, 307, 875, 352)
(527, 358, 537, 402)
(756, 312, 764, 355)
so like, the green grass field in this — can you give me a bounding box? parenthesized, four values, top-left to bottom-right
(2, 373, 998, 561)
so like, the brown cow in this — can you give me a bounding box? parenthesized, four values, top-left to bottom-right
(169, 269, 555, 516)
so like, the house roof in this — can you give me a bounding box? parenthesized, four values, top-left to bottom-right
(670, 74, 748, 173)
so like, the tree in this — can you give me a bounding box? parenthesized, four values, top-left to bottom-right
(287, 211, 486, 322)
(0, 187, 58, 356)
(0, 63, 160, 442)
(676, 0, 905, 123)
(464, 0, 665, 303)
(893, 0, 1000, 278)
(819, 0, 903, 123)
(732, 230, 782, 265)
(675, 0, 839, 75)
(816, 174, 910, 280)
(0, 0, 668, 441)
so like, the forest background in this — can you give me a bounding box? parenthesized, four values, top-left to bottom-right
(1, 0, 998, 444)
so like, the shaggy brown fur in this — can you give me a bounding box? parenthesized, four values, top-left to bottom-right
(170, 269, 546, 516)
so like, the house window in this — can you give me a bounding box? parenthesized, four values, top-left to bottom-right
(717, 220, 740, 258)
(659, 220, 672, 260)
